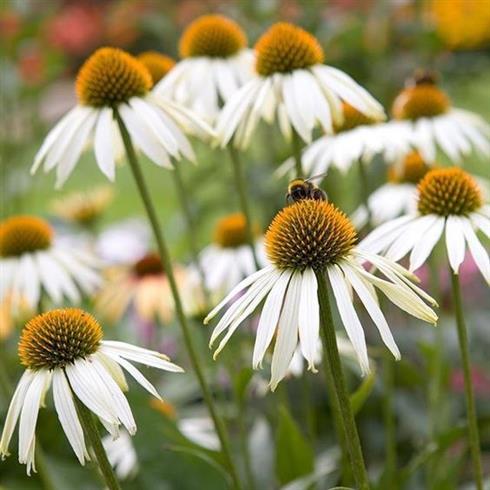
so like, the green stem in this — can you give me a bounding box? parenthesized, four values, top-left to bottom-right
(382, 351, 397, 488)
(316, 271, 370, 490)
(227, 145, 260, 271)
(357, 158, 373, 232)
(319, 335, 352, 484)
(291, 129, 303, 179)
(450, 272, 483, 490)
(35, 445, 58, 490)
(74, 396, 121, 490)
(115, 111, 242, 490)
(427, 257, 443, 489)
(171, 162, 212, 309)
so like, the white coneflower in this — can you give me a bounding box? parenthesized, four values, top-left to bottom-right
(102, 430, 138, 480)
(96, 253, 185, 325)
(205, 199, 437, 389)
(0, 308, 183, 474)
(351, 151, 431, 228)
(31, 47, 212, 188)
(216, 22, 385, 150)
(199, 213, 267, 297)
(389, 70, 490, 163)
(155, 15, 253, 123)
(0, 215, 101, 310)
(137, 51, 176, 86)
(361, 167, 490, 283)
(278, 102, 411, 179)
(50, 186, 114, 228)
(95, 219, 151, 265)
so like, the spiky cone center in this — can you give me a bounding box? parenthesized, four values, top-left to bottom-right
(0, 216, 53, 258)
(417, 167, 483, 216)
(388, 152, 431, 184)
(392, 82, 450, 120)
(18, 309, 103, 370)
(255, 22, 324, 77)
(76, 47, 152, 107)
(179, 14, 247, 59)
(334, 102, 377, 132)
(137, 51, 176, 85)
(265, 200, 357, 271)
(133, 253, 164, 278)
(214, 213, 258, 248)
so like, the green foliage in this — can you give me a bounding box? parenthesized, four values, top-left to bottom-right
(275, 406, 315, 485)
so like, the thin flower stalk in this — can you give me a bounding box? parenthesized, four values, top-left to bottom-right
(115, 111, 242, 490)
(316, 271, 370, 490)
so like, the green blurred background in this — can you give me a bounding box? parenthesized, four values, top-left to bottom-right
(1, 1, 490, 489)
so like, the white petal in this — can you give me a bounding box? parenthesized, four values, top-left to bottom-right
(212, 269, 279, 358)
(0, 371, 35, 457)
(461, 219, 490, 284)
(252, 270, 292, 369)
(298, 268, 320, 371)
(35, 251, 81, 304)
(327, 266, 370, 374)
(31, 107, 81, 173)
(409, 217, 445, 271)
(19, 371, 51, 463)
(90, 357, 136, 435)
(118, 103, 172, 169)
(65, 359, 119, 428)
(445, 216, 467, 273)
(341, 262, 400, 359)
(102, 350, 161, 399)
(204, 266, 275, 323)
(270, 271, 302, 390)
(55, 110, 98, 188)
(52, 370, 88, 464)
(94, 107, 116, 181)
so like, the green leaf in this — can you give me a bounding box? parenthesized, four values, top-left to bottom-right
(275, 405, 315, 485)
(350, 370, 375, 415)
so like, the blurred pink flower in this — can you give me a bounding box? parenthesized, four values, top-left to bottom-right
(0, 10, 21, 40)
(18, 45, 45, 85)
(451, 366, 490, 398)
(46, 4, 103, 56)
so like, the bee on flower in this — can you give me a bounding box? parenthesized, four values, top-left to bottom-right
(205, 195, 437, 389)
(0, 308, 183, 473)
(388, 70, 490, 163)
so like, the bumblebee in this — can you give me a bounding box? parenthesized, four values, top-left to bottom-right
(286, 176, 327, 205)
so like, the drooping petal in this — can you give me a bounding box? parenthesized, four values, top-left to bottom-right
(445, 216, 467, 273)
(298, 268, 320, 371)
(327, 266, 370, 375)
(52, 370, 88, 465)
(270, 271, 302, 390)
(0, 370, 35, 457)
(19, 371, 51, 464)
(252, 270, 292, 369)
